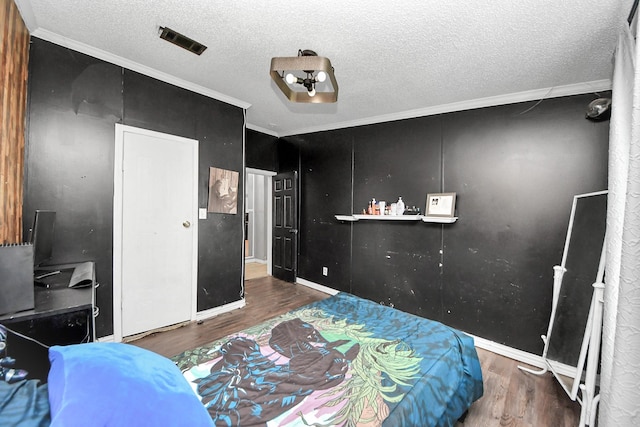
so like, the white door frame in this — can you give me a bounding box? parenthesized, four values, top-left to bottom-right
(245, 167, 276, 276)
(113, 124, 199, 342)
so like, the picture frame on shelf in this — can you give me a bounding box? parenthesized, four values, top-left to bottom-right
(426, 192, 456, 217)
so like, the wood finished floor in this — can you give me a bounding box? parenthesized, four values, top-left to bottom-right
(244, 260, 268, 280)
(131, 276, 580, 426)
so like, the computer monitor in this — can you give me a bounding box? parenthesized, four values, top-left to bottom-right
(29, 210, 56, 269)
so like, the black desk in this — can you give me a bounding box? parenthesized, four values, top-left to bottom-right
(0, 262, 96, 382)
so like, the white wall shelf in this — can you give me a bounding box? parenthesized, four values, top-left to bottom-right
(334, 215, 359, 222)
(421, 216, 458, 223)
(335, 214, 458, 223)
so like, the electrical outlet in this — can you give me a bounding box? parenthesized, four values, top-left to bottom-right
(322, 267, 328, 276)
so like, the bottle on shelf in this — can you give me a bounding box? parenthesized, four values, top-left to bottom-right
(396, 197, 405, 215)
(376, 200, 385, 215)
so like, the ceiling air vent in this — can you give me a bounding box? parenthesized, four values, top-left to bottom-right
(158, 27, 207, 55)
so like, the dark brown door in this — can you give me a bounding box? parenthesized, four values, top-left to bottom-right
(272, 171, 297, 282)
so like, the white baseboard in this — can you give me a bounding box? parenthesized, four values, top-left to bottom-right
(470, 334, 545, 369)
(296, 277, 339, 296)
(98, 299, 246, 342)
(471, 334, 578, 378)
(195, 299, 246, 322)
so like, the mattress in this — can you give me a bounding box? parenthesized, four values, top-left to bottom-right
(173, 292, 483, 426)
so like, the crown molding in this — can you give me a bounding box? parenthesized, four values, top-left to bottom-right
(274, 79, 613, 137)
(24, 25, 612, 139)
(246, 123, 279, 137)
(30, 29, 252, 110)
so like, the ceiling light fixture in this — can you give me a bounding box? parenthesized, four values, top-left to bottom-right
(270, 49, 338, 103)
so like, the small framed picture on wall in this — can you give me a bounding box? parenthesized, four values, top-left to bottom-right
(426, 192, 456, 217)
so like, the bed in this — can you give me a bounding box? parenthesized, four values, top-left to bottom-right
(0, 292, 482, 427)
(174, 292, 483, 426)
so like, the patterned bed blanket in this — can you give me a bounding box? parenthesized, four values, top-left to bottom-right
(173, 292, 483, 427)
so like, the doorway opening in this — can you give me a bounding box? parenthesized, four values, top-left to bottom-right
(245, 168, 275, 280)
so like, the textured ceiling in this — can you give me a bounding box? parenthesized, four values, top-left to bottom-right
(15, 1, 629, 137)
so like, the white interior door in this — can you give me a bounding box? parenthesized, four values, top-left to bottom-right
(114, 124, 198, 338)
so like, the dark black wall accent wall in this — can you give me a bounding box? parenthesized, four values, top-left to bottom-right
(24, 39, 121, 337)
(297, 130, 354, 291)
(276, 138, 301, 173)
(282, 94, 608, 354)
(122, 71, 245, 311)
(440, 96, 608, 351)
(350, 117, 445, 318)
(24, 38, 245, 336)
(245, 129, 278, 171)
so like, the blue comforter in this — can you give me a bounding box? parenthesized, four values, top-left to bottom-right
(175, 292, 483, 427)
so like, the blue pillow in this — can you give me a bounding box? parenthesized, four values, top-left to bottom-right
(48, 342, 213, 427)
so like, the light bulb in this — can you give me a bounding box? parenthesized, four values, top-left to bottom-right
(316, 71, 327, 83)
(285, 73, 297, 84)
(308, 88, 316, 97)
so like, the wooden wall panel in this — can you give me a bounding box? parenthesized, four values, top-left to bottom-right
(0, 0, 29, 244)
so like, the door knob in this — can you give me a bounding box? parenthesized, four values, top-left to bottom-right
(183, 221, 191, 228)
